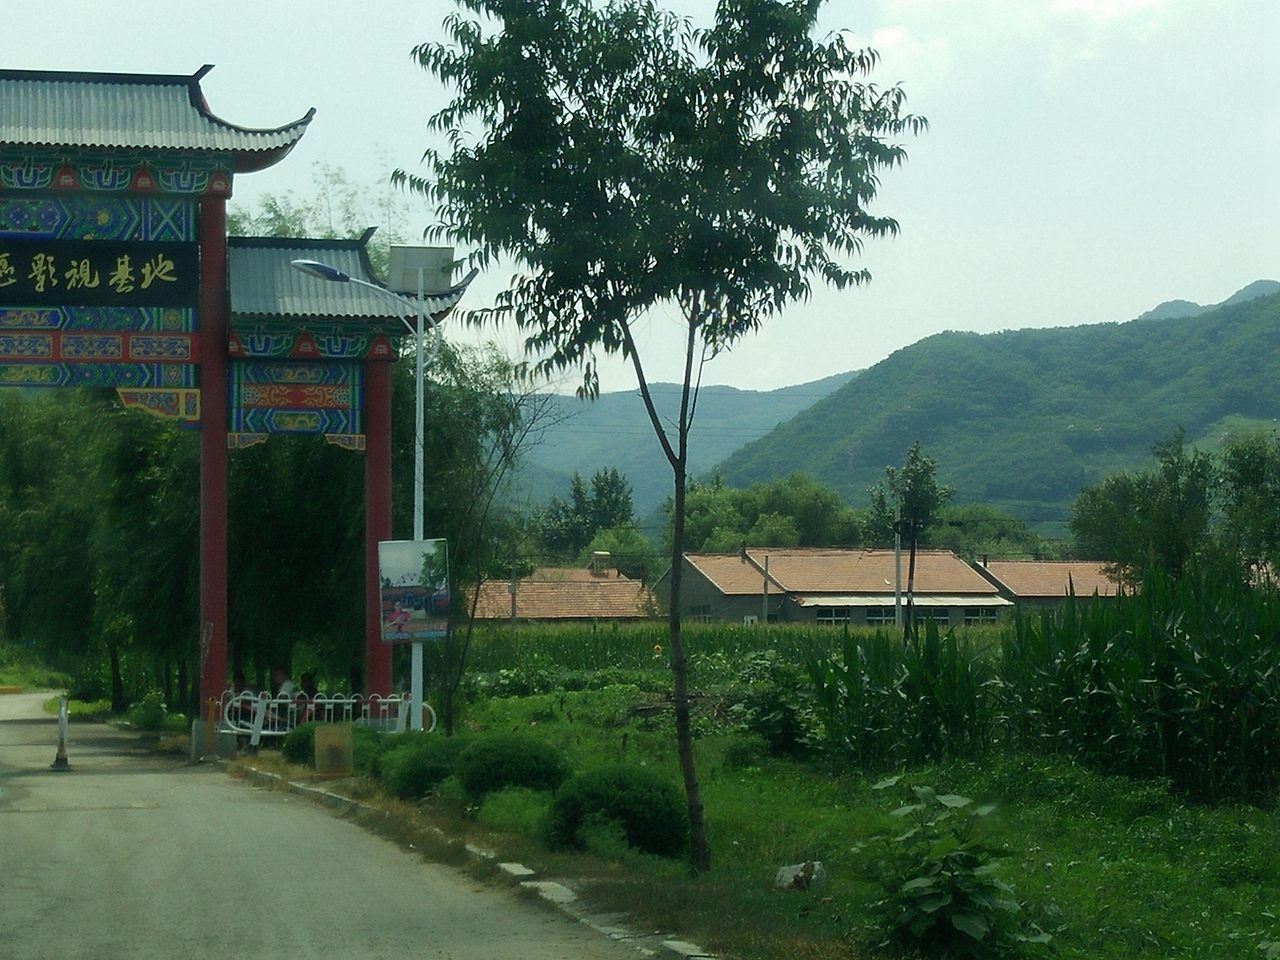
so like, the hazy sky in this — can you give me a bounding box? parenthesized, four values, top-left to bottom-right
(12, 0, 1276, 392)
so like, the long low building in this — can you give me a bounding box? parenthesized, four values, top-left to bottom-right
(663, 547, 1012, 628)
(470, 564, 658, 623)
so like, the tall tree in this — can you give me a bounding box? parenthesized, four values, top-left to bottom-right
(405, 0, 923, 870)
(866, 441, 954, 636)
(537, 467, 635, 559)
(1070, 428, 1216, 586)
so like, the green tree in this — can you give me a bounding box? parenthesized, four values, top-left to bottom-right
(405, 0, 923, 870)
(578, 524, 661, 584)
(928, 503, 1052, 561)
(676, 472, 861, 552)
(228, 160, 428, 278)
(1218, 430, 1280, 575)
(537, 467, 635, 559)
(1070, 428, 1216, 586)
(865, 441, 955, 548)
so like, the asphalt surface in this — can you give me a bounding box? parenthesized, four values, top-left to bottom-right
(0, 692, 646, 960)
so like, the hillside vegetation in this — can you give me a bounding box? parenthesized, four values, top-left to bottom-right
(719, 287, 1280, 529)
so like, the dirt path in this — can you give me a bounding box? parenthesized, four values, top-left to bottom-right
(0, 692, 646, 960)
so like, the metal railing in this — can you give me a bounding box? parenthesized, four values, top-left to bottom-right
(216, 691, 435, 747)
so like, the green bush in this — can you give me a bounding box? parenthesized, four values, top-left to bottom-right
(454, 733, 570, 801)
(281, 722, 318, 764)
(549, 763, 687, 858)
(351, 724, 384, 776)
(127, 690, 167, 732)
(377, 732, 473, 800)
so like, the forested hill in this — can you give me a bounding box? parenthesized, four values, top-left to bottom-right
(718, 286, 1280, 529)
(520, 370, 857, 515)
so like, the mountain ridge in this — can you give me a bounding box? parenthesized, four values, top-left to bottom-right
(718, 282, 1280, 533)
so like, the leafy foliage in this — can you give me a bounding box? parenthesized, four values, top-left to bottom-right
(549, 763, 687, 858)
(861, 779, 1050, 959)
(865, 441, 956, 547)
(127, 689, 168, 732)
(454, 732, 571, 801)
(535, 468, 636, 560)
(674, 472, 863, 553)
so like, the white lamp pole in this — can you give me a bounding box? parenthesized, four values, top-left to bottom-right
(290, 257, 444, 730)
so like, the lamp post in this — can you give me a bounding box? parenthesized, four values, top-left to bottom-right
(290, 256, 459, 730)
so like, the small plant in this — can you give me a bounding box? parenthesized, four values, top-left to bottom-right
(732, 650, 819, 757)
(454, 733, 570, 801)
(127, 690, 167, 732)
(859, 777, 1050, 959)
(549, 763, 686, 858)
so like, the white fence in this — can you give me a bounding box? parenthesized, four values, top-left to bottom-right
(216, 691, 433, 747)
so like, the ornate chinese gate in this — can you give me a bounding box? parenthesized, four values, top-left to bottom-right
(0, 67, 412, 702)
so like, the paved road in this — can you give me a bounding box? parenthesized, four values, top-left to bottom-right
(0, 693, 641, 960)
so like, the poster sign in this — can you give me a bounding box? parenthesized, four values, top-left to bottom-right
(378, 539, 449, 644)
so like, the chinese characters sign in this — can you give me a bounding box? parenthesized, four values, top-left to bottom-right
(0, 240, 198, 308)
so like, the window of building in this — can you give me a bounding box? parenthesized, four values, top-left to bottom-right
(865, 607, 895, 625)
(688, 604, 712, 623)
(965, 607, 1000, 625)
(815, 607, 851, 625)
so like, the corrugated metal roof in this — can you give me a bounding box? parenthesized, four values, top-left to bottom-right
(229, 236, 474, 322)
(0, 67, 312, 171)
(685, 548, 999, 597)
(978, 561, 1121, 599)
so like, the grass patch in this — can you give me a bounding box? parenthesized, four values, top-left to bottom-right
(42, 696, 114, 721)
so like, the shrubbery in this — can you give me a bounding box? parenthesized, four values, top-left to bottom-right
(454, 733, 570, 801)
(549, 763, 686, 858)
(377, 731, 473, 800)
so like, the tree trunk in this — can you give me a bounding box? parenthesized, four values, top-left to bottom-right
(668, 463, 711, 872)
(108, 641, 125, 714)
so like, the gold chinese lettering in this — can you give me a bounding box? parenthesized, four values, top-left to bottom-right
(0, 253, 14, 289)
(109, 255, 135, 294)
(28, 254, 57, 293)
(140, 254, 176, 289)
(65, 258, 101, 290)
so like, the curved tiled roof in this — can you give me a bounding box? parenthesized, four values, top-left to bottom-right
(229, 235, 476, 322)
(0, 66, 312, 172)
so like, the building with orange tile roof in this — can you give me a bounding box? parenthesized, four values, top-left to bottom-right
(973, 560, 1122, 605)
(469, 563, 657, 622)
(666, 547, 1011, 627)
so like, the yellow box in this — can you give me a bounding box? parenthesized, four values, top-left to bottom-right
(313, 723, 354, 778)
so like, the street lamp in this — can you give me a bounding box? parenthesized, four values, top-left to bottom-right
(290, 254, 473, 730)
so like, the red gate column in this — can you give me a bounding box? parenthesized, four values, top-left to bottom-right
(198, 198, 229, 708)
(364, 358, 393, 696)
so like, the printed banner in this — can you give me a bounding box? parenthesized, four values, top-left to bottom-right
(378, 539, 450, 644)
